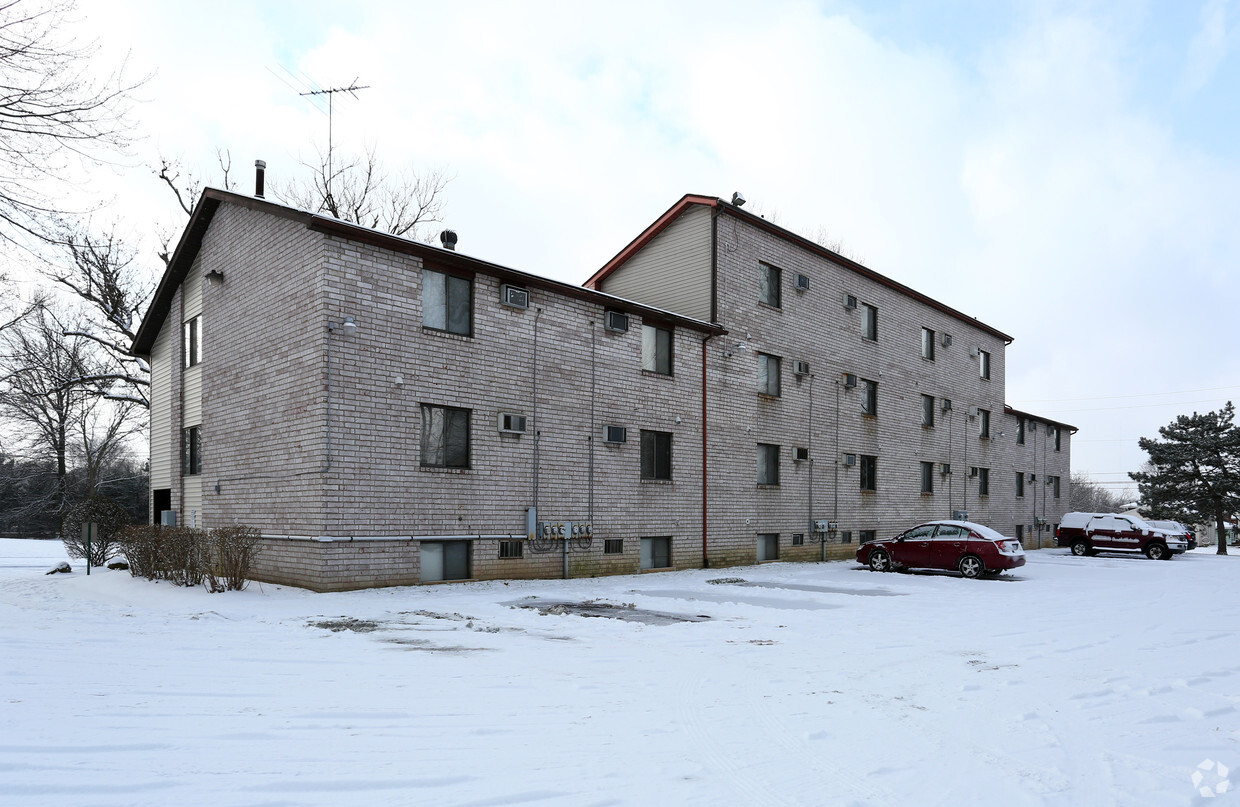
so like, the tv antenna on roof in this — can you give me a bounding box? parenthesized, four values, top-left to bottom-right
(299, 79, 370, 215)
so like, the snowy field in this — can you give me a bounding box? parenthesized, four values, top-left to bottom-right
(2, 538, 1238, 806)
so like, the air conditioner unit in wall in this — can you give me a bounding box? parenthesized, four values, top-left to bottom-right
(604, 311, 629, 332)
(940, 463, 952, 475)
(969, 346, 980, 357)
(795, 361, 810, 376)
(501, 284, 529, 309)
(941, 398, 953, 412)
(603, 425, 627, 444)
(969, 467, 979, 478)
(498, 413, 527, 434)
(843, 373, 857, 388)
(796, 274, 810, 291)
(941, 333, 952, 347)
(843, 453, 856, 467)
(968, 406, 979, 417)
(795, 447, 810, 461)
(844, 294, 857, 310)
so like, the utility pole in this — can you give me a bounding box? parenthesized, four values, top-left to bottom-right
(299, 80, 369, 214)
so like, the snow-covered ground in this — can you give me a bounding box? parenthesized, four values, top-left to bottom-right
(2, 539, 1237, 806)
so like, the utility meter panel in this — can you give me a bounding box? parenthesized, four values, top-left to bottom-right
(535, 521, 594, 540)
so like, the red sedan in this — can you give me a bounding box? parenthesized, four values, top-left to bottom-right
(856, 520, 1026, 578)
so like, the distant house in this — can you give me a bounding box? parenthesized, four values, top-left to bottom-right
(131, 180, 1072, 591)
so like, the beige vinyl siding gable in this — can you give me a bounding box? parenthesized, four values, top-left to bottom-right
(598, 204, 712, 321)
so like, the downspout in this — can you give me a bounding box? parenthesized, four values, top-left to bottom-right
(701, 333, 713, 568)
(830, 378, 840, 562)
(532, 307, 542, 534)
(946, 409, 953, 518)
(588, 320, 596, 524)
(807, 373, 814, 552)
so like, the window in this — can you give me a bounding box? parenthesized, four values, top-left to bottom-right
(920, 461, 934, 494)
(181, 425, 201, 476)
(979, 349, 991, 380)
(862, 303, 877, 340)
(859, 529, 875, 544)
(921, 394, 935, 428)
(759, 262, 781, 308)
(860, 454, 877, 491)
(757, 443, 780, 486)
(791, 533, 804, 546)
(978, 467, 990, 496)
(604, 539, 623, 554)
(422, 269, 472, 335)
(978, 408, 990, 439)
(640, 430, 673, 480)
(1016, 524, 1024, 541)
(840, 530, 853, 544)
(1016, 418, 1025, 444)
(921, 327, 935, 360)
(758, 353, 781, 396)
(640, 536, 671, 570)
(1051, 475, 1061, 499)
(861, 379, 877, 416)
(420, 404, 470, 468)
(183, 316, 201, 368)
(499, 540, 523, 559)
(1015, 472, 1025, 498)
(420, 540, 470, 582)
(757, 533, 779, 561)
(642, 324, 673, 375)
(1054, 427, 1062, 451)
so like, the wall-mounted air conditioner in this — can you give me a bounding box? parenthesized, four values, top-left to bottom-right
(941, 333, 952, 347)
(794, 447, 810, 461)
(844, 294, 857, 310)
(843, 373, 857, 388)
(603, 425, 627, 444)
(941, 398, 953, 412)
(604, 311, 629, 332)
(968, 406, 979, 417)
(969, 346, 980, 357)
(796, 274, 810, 291)
(498, 412, 527, 434)
(794, 361, 810, 376)
(843, 453, 857, 467)
(501, 284, 529, 309)
(940, 463, 952, 475)
(969, 467, 979, 478)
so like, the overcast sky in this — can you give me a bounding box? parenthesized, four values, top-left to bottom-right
(62, 0, 1240, 497)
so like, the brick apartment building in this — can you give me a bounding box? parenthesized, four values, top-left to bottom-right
(131, 186, 1072, 591)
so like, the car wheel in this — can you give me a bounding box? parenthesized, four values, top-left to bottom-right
(1145, 542, 1167, 561)
(868, 550, 891, 572)
(1071, 540, 1090, 557)
(958, 555, 984, 578)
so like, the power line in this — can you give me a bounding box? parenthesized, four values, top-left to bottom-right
(1032, 397, 1230, 415)
(1012, 384, 1240, 405)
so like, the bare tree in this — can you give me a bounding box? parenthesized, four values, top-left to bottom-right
(278, 145, 449, 240)
(0, 0, 142, 249)
(154, 150, 236, 264)
(1069, 472, 1124, 513)
(39, 217, 152, 406)
(0, 302, 101, 525)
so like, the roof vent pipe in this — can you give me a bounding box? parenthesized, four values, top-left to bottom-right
(439, 229, 458, 251)
(254, 160, 266, 198)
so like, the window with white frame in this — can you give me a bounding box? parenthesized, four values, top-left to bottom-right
(183, 316, 201, 368)
(979, 349, 991, 380)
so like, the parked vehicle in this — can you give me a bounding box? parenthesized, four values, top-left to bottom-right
(1145, 520, 1196, 551)
(856, 520, 1026, 578)
(1055, 512, 1187, 560)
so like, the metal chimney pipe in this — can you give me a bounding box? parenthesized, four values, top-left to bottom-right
(255, 160, 266, 198)
(439, 229, 458, 251)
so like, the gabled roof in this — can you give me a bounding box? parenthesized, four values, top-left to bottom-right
(1004, 406, 1079, 434)
(130, 189, 725, 357)
(585, 194, 1015, 344)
